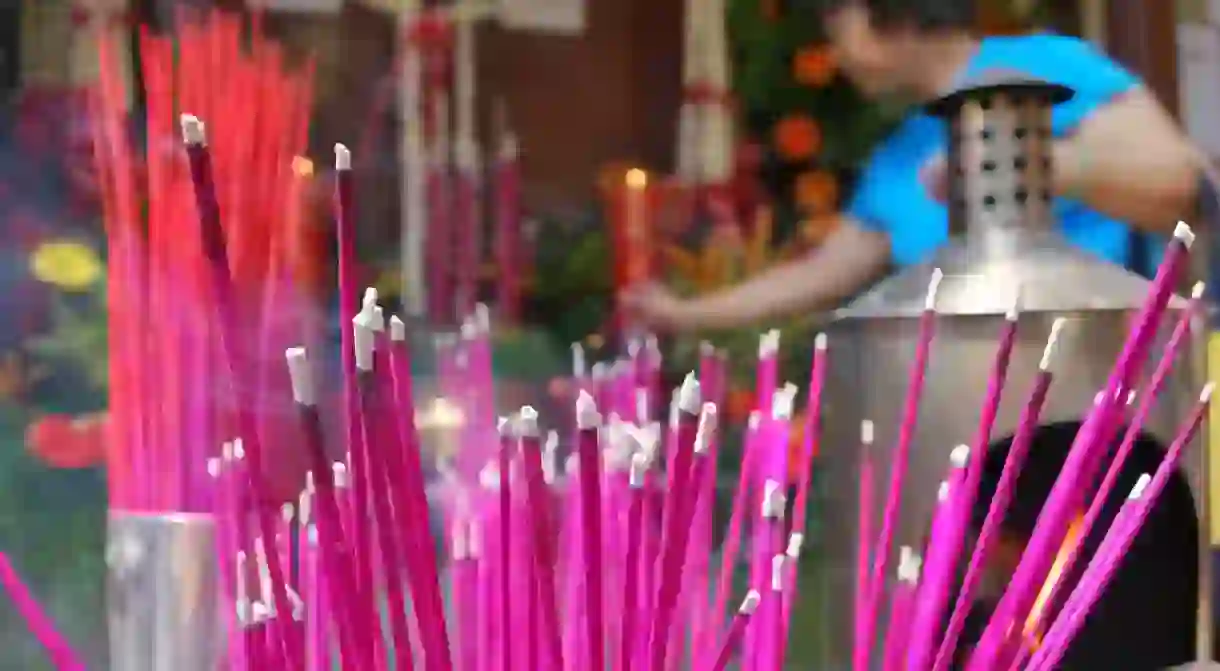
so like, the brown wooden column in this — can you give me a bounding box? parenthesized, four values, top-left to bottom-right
(1105, 0, 1179, 116)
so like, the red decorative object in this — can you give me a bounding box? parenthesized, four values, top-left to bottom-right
(26, 414, 108, 469)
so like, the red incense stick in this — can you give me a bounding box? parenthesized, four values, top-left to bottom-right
(575, 391, 607, 670)
(708, 590, 762, 671)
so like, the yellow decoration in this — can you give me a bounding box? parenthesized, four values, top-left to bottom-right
(31, 241, 103, 291)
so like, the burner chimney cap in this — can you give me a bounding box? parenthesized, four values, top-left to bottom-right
(926, 71, 1073, 118)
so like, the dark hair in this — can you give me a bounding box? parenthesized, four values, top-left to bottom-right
(820, 0, 975, 31)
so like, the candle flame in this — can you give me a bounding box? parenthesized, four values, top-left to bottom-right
(292, 156, 315, 177)
(625, 168, 648, 189)
(1023, 514, 1084, 647)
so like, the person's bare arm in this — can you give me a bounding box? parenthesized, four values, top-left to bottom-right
(675, 219, 890, 330)
(1054, 88, 1202, 233)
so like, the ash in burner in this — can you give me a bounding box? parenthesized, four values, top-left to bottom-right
(959, 420, 1199, 670)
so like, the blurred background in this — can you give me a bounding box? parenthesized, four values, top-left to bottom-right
(0, 0, 1205, 667)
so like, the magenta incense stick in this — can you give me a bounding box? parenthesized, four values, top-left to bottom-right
(970, 223, 1195, 671)
(933, 319, 1065, 671)
(708, 590, 762, 671)
(0, 551, 84, 671)
(882, 547, 921, 671)
(791, 333, 828, 538)
(707, 410, 761, 663)
(620, 453, 649, 671)
(858, 266, 943, 671)
(181, 114, 299, 668)
(517, 407, 565, 669)
(575, 391, 607, 670)
(852, 420, 875, 660)
(496, 420, 515, 671)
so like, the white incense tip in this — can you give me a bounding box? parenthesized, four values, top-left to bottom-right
(474, 303, 490, 333)
(645, 334, 660, 354)
(335, 143, 352, 171)
(207, 458, 221, 478)
(352, 314, 375, 371)
(285, 347, 317, 406)
(949, 444, 970, 468)
(739, 590, 762, 614)
(232, 438, 245, 460)
(629, 453, 649, 488)
(937, 481, 952, 502)
(1039, 317, 1067, 371)
(1193, 282, 1206, 300)
(814, 332, 828, 351)
(575, 390, 602, 429)
(786, 533, 804, 559)
(860, 420, 875, 445)
(771, 555, 787, 591)
(748, 411, 762, 430)
(772, 383, 798, 420)
(362, 287, 378, 311)
(280, 503, 295, 522)
(925, 268, 944, 311)
(372, 307, 385, 332)
(496, 416, 513, 437)
(390, 315, 406, 341)
(1202, 382, 1216, 402)
(332, 462, 349, 488)
(695, 403, 718, 454)
(1174, 221, 1196, 247)
(699, 340, 715, 357)
(897, 546, 922, 582)
(517, 406, 540, 437)
(460, 318, 477, 341)
(305, 471, 315, 494)
(1130, 473, 1152, 499)
(571, 343, 586, 377)
(762, 479, 786, 519)
(478, 463, 500, 490)
(222, 441, 234, 461)
(591, 362, 607, 381)
(635, 389, 649, 423)
(758, 329, 781, 357)
(677, 372, 702, 415)
(180, 114, 206, 145)
(1006, 287, 1021, 321)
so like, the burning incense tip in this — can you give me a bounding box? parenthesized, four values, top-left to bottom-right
(772, 383, 798, 419)
(1193, 282, 1207, 299)
(786, 533, 805, 559)
(362, 287, 378, 310)
(1174, 221, 1196, 247)
(926, 267, 945, 310)
(949, 444, 970, 467)
(771, 555, 787, 591)
(759, 329, 781, 358)
(1040, 317, 1067, 371)
(352, 314, 375, 371)
(1202, 382, 1216, 402)
(860, 419, 875, 445)
(575, 390, 602, 429)
(179, 114, 206, 145)
(332, 463, 349, 488)
(695, 403, 719, 454)
(390, 315, 406, 341)
(571, 343, 587, 377)
(1130, 473, 1152, 499)
(898, 546, 922, 582)
(517, 406, 540, 437)
(740, 590, 762, 614)
(232, 438, 245, 460)
(678, 372, 703, 414)
(1006, 286, 1022, 321)
(1126, 390, 1137, 406)
(814, 332, 828, 350)
(629, 453, 649, 488)
(285, 347, 317, 406)
(762, 480, 786, 519)
(335, 143, 352, 171)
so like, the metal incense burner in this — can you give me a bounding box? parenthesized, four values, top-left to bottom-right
(817, 75, 1211, 668)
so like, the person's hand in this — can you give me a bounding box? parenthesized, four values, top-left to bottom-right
(921, 152, 949, 203)
(619, 282, 697, 332)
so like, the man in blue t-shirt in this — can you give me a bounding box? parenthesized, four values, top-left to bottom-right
(622, 0, 1200, 331)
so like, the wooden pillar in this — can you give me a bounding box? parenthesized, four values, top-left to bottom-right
(1105, 0, 1179, 116)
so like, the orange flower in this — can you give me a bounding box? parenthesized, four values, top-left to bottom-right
(794, 170, 839, 214)
(793, 45, 836, 87)
(788, 411, 809, 482)
(772, 115, 822, 162)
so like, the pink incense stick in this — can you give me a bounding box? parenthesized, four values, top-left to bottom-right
(387, 320, 454, 671)
(497, 421, 515, 671)
(620, 453, 649, 671)
(648, 375, 704, 670)
(707, 590, 762, 671)
(851, 419, 874, 659)
(858, 266, 943, 671)
(674, 403, 720, 671)
(1032, 283, 1204, 636)
(933, 319, 1065, 671)
(0, 551, 84, 670)
(575, 391, 608, 670)
(881, 547, 921, 671)
(1027, 382, 1211, 671)
(791, 333, 829, 539)
(517, 407, 565, 669)
(756, 330, 780, 418)
(968, 222, 1194, 671)
(303, 524, 331, 671)
(905, 447, 971, 671)
(181, 115, 299, 668)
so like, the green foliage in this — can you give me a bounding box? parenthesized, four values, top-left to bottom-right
(527, 207, 614, 348)
(23, 285, 109, 397)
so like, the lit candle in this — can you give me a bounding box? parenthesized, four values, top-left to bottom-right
(624, 168, 650, 285)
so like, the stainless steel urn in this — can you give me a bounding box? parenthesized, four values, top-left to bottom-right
(815, 76, 1211, 668)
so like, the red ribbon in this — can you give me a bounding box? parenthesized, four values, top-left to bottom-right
(683, 81, 734, 107)
(403, 11, 454, 49)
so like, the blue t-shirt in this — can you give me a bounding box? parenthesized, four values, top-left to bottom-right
(847, 34, 1142, 269)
